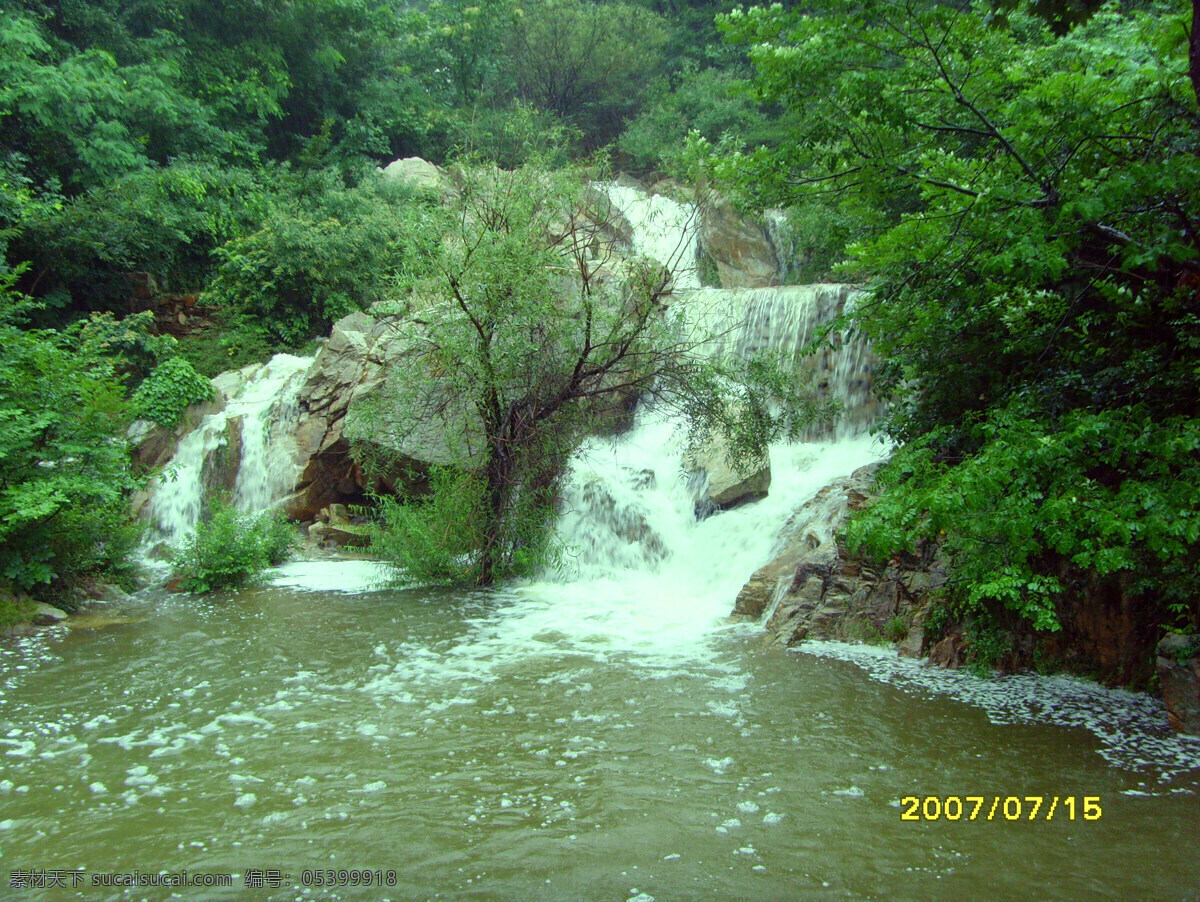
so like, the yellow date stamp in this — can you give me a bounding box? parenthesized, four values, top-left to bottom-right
(900, 795, 1102, 822)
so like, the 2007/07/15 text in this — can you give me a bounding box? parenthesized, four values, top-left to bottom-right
(901, 796, 1102, 821)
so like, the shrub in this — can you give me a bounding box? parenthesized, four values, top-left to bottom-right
(203, 170, 438, 345)
(175, 501, 297, 594)
(362, 467, 490, 586)
(884, 615, 909, 643)
(130, 356, 213, 428)
(176, 312, 278, 378)
(0, 275, 141, 595)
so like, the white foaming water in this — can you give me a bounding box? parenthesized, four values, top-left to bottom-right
(270, 560, 393, 593)
(687, 284, 878, 436)
(232, 354, 311, 511)
(147, 354, 313, 543)
(602, 184, 702, 291)
(359, 412, 889, 697)
(516, 412, 888, 660)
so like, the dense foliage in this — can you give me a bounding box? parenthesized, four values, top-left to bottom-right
(711, 0, 1200, 635)
(130, 356, 213, 429)
(0, 0, 768, 600)
(0, 276, 140, 596)
(174, 500, 296, 594)
(203, 170, 440, 344)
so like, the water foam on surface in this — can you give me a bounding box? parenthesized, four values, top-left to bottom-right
(797, 640, 1200, 782)
(269, 560, 394, 593)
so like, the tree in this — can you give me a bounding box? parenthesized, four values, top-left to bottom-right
(203, 168, 441, 345)
(0, 274, 141, 596)
(507, 0, 670, 148)
(348, 163, 829, 586)
(709, 0, 1200, 636)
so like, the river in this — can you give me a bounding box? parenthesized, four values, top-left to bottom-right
(2, 418, 1199, 900)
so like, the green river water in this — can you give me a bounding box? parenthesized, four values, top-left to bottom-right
(1, 567, 1198, 902)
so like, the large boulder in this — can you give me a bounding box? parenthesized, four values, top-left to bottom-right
(728, 462, 956, 654)
(283, 311, 481, 521)
(731, 465, 880, 622)
(381, 156, 447, 194)
(685, 430, 770, 516)
(1157, 633, 1200, 735)
(699, 195, 779, 289)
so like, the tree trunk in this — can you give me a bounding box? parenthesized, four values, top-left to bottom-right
(476, 442, 511, 588)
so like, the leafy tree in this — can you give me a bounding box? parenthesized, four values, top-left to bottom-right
(11, 159, 268, 315)
(203, 169, 440, 345)
(507, 0, 670, 149)
(348, 163, 831, 586)
(713, 0, 1200, 633)
(0, 273, 140, 595)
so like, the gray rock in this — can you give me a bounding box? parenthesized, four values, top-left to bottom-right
(1157, 633, 1200, 735)
(685, 429, 770, 514)
(698, 194, 779, 289)
(381, 157, 446, 193)
(31, 602, 68, 625)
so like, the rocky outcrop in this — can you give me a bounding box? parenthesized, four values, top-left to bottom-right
(1157, 634, 1200, 735)
(685, 432, 770, 515)
(698, 195, 779, 289)
(282, 311, 485, 521)
(381, 156, 448, 194)
(731, 463, 951, 651)
(307, 504, 370, 549)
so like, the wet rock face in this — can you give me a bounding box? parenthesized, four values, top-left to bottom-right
(731, 462, 954, 653)
(698, 195, 779, 289)
(284, 311, 459, 521)
(1157, 634, 1200, 735)
(685, 429, 771, 516)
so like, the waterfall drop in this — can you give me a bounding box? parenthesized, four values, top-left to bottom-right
(145, 353, 313, 545)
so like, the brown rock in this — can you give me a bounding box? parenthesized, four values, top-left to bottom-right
(928, 633, 966, 669)
(698, 195, 778, 289)
(896, 626, 925, 658)
(1156, 633, 1200, 735)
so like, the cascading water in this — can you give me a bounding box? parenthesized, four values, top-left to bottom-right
(492, 184, 888, 659)
(602, 184, 702, 291)
(146, 353, 313, 544)
(5, 182, 1198, 902)
(687, 284, 879, 436)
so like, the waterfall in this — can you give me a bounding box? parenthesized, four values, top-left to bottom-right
(686, 284, 878, 435)
(519, 185, 888, 639)
(146, 354, 313, 544)
(601, 184, 702, 291)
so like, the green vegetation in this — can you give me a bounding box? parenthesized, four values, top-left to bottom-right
(174, 500, 296, 594)
(348, 162, 830, 585)
(203, 170, 441, 344)
(0, 274, 141, 596)
(130, 357, 213, 429)
(0, 0, 1194, 653)
(708, 0, 1200, 639)
(884, 615, 910, 644)
(0, 588, 34, 630)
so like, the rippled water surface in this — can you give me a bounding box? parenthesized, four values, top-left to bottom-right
(2, 576, 1199, 901)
